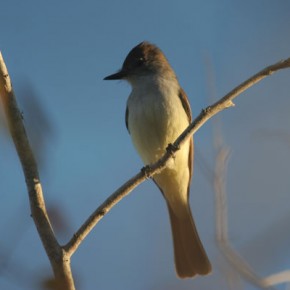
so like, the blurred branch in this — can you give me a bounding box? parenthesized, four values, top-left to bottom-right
(263, 271, 290, 286)
(0, 52, 75, 290)
(214, 131, 290, 289)
(18, 80, 56, 169)
(65, 57, 290, 255)
(214, 144, 276, 289)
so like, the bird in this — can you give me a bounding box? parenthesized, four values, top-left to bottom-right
(104, 41, 211, 278)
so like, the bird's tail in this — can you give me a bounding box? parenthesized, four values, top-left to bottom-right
(167, 203, 211, 278)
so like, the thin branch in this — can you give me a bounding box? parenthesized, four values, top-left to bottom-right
(174, 58, 290, 149)
(65, 57, 290, 256)
(213, 136, 289, 290)
(0, 52, 56, 252)
(64, 170, 151, 255)
(0, 52, 75, 290)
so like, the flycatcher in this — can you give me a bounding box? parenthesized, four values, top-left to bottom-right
(104, 41, 211, 278)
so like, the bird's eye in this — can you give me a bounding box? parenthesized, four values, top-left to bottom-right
(137, 57, 145, 66)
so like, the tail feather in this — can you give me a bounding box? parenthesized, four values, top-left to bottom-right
(168, 204, 211, 278)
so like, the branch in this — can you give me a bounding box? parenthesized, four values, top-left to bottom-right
(1, 47, 290, 287)
(0, 52, 75, 290)
(213, 118, 290, 290)
(65, 57, 290, 255)
(214, 146, 276, 290)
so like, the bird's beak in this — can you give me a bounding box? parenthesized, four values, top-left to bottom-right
(103, 69, 126, 80)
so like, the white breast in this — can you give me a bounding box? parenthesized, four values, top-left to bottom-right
(127, 76, 189, 165)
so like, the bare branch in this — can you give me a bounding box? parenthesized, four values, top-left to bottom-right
(213, 135, 290, 289)
(0, 52, 75, 290)
(64, 170, 151, 255)
(65, 57, 290, 255)
(175, 58, 290, 150)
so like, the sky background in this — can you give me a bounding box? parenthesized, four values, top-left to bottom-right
(1, 1, 290, 289)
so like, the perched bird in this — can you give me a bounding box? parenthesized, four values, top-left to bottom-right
(104, 41, 211, 278)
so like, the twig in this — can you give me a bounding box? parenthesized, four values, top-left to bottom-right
(65, 57, 290, 255)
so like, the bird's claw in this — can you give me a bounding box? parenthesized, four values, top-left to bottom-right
(166, 143, 180, 158)
(141, 165, 152, 179)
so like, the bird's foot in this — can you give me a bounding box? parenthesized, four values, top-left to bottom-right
(166, 143, 180, 159)
(141, 165, 152, 179)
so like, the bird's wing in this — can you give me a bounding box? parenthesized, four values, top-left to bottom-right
(179, 88, 193, 197)
(125, 105, 130, 133)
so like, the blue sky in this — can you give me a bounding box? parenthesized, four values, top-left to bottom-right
(1, 1, 290, 289)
